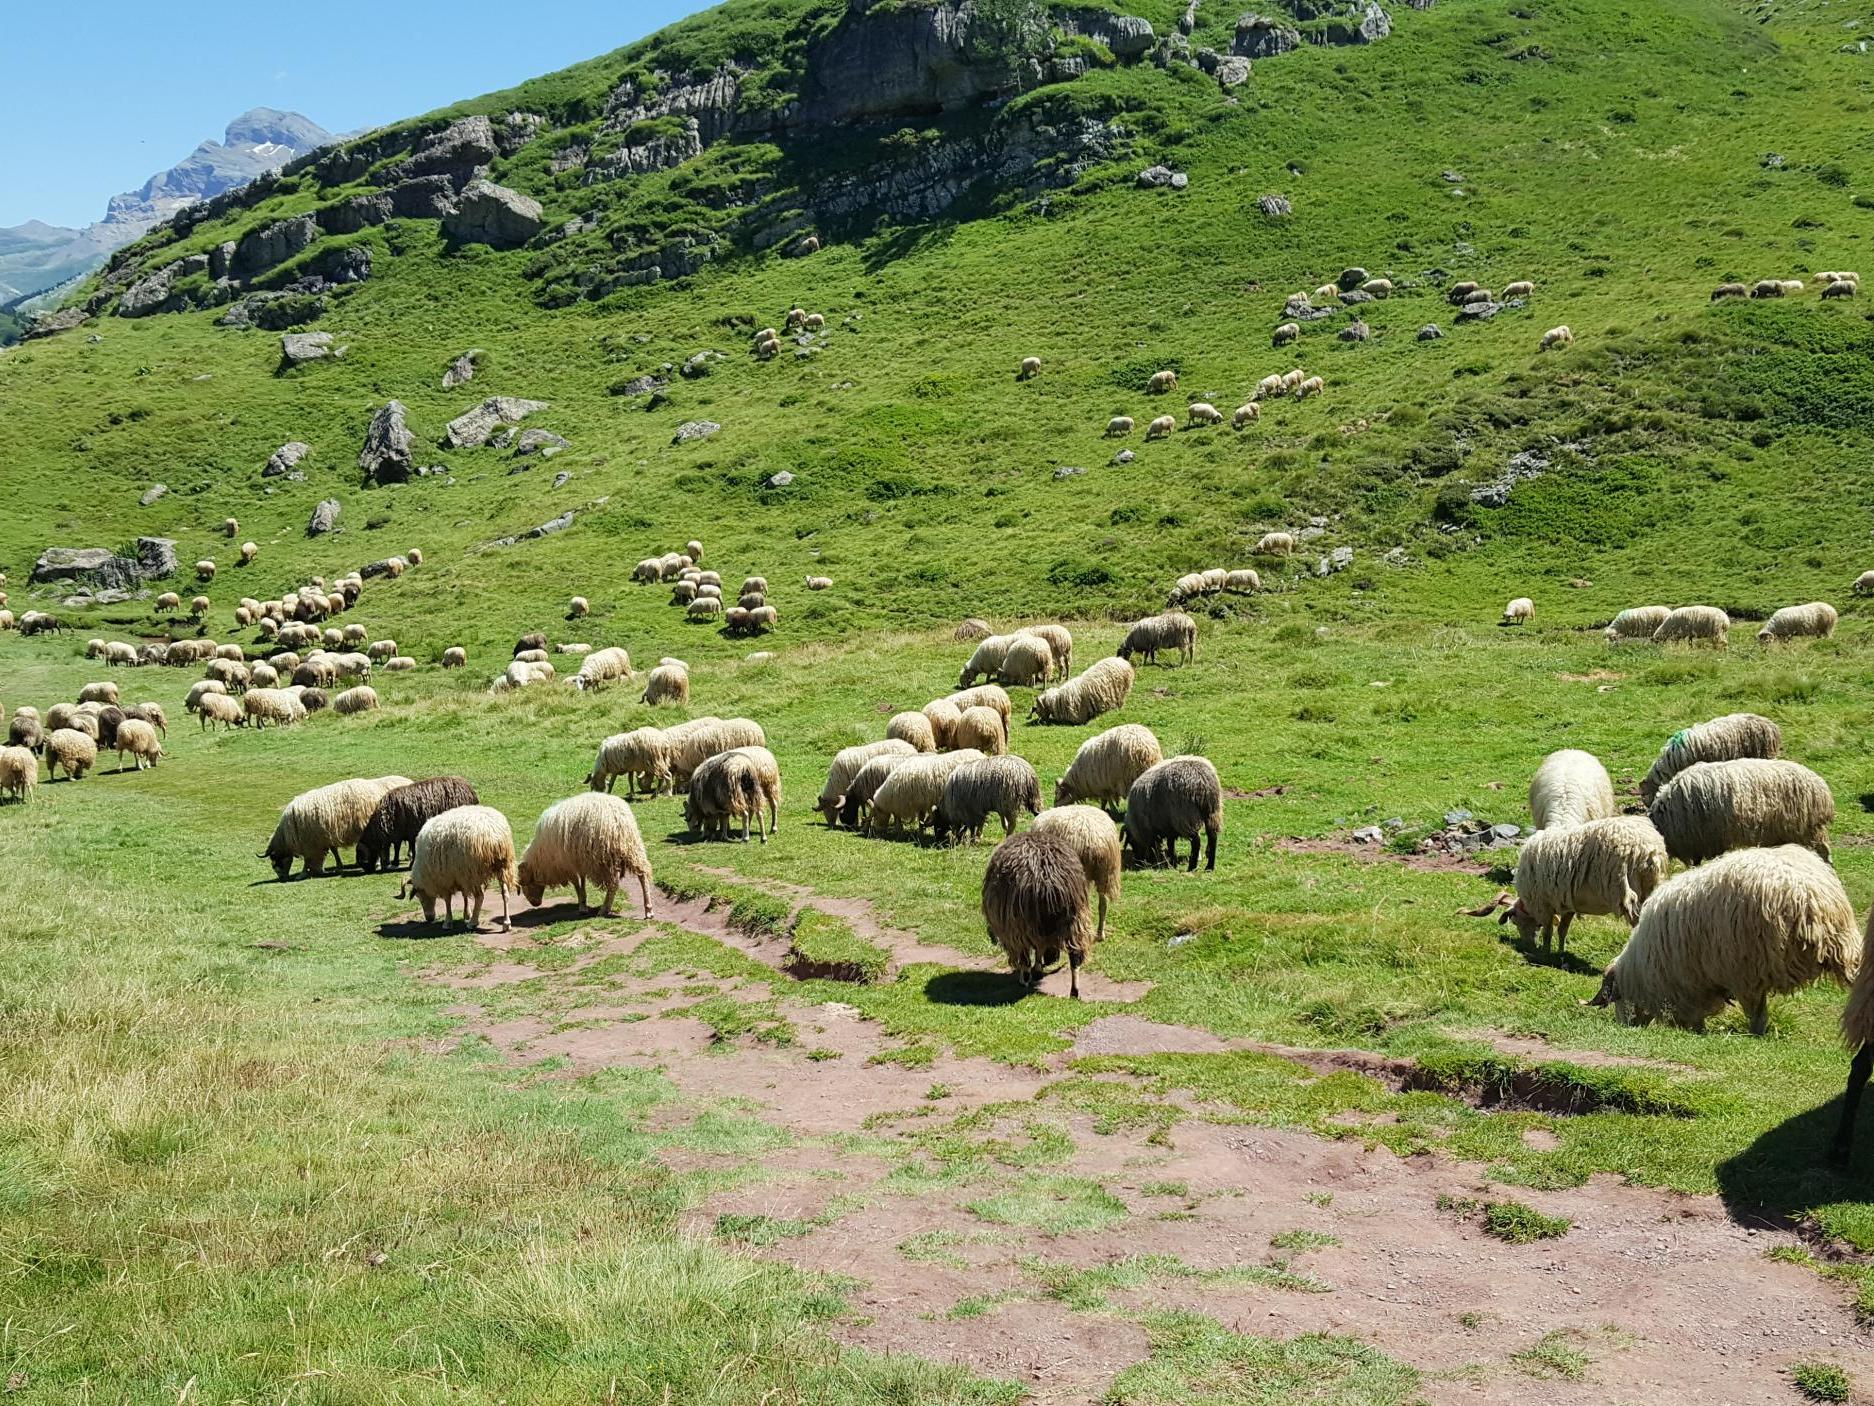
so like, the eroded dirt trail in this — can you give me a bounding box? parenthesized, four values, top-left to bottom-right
(417, 889, 1873, 1404)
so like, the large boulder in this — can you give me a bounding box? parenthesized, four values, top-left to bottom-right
(388, 176, 459, 219)
(673, 419, 721, 444)
(1233, 13, 1302, 56)
(359, 401, 417, 484)
(385, 115, 499, 186)
(31, 537, 175, 589)
(441, 180, 544, 248)
(24, 307, 90, 340)
(798, 0, 1041, 124)
(281, 331, 335, 366)
(264, 441, 312, 478)
(231, 215, 320, 279)
(307, 498, 342, 536)
(1056, 7, 1157, 58)
(117, 263, 182, 318)
(446, 396, 550, 448)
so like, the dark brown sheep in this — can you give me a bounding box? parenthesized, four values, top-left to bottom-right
(1122, 756, 1222, 872)
(513, 632, 548, 657)
(933, 756, 1042, 844)
(982, 830, 1095, 999)
(8, 715, 44, 754)
(356, 777, 481, 873)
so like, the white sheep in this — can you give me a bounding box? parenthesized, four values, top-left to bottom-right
(403, 805, 518, 931)
(572, 646, 633, 691)
(888, 711, 938, 752)
(805, 575, 833, 591)
(1148, 369, 1179, 394)
(334, 686, 379, 715)
(1539, 325, 1573, 351)
(817, 739, 919, 823)
(1231, 403, 1260, 430)
(1254, 531, 1295, 555)
(1145, 414, 1177, 440)
(1054, 723, 1162, 808)
(867, 750, 986, 837)
(1031, 804, 1123, 941)
(1224, 569, 1261, 594)
(1503, 596, 1534, 626)
(569, 595, 590, 618)
(1187, 402, 1224, 427)
(998, 633, 1055, 688)
(1652, 605, 1729, 646)
(518, 792, 654, 918)
(1020, 356, 1042, 379)
(1254, 373, 1286, 401)
(1648, 758, 1834, 865)
(1294, 375, 1325, 399)
(953, 705, 1007, 756)
(240, 542, 259, 564)
(1031, 657, 1135, 726)
(195, 560, 217, 582)
(1854, 571, 1874, 596)
(1590, 845, 1858, 1034)
(1272, 323, 1300, 347)
(113, 718, 163, 771)
(1502, 280, 1535, 299)
(197, 692, 243, 730)
(589, 727, 672, 796)
(0, 745, 38, 803)
(1529, 748, 1616, 831)
(1604, 605, 1671, 642)
(640, 663, 690, 705)
(1105, 415, 1134, 437)
(1758, 602, 1838, 643)
(1493, 816, 1668, 953)
(263, 776, 412, 878)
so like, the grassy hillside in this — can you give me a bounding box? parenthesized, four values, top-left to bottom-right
(8, 0, 1874, 1397)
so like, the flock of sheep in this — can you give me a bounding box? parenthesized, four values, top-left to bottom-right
(1713, 271, 1860, 302)
(1499, 598, 1845, 645)
(1465, 713, 1874, 1165)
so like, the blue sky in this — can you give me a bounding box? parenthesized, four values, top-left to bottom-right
(0, 1, 709, 228)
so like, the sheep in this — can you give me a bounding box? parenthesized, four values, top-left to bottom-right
(1272, 323, 1300, 347)
(0, 611, 13, 631)
(934, 756, 1042, 844)
(1200, 568, 1227, 594)
(1361, 277, 1394, 298)
(1604, 605, 1671, 642)
(299, 687, 330, 713)
(1224, 569, 1261, 594)
(1652, 605, 1729, 646)
(923, 698, 963, 750)
(124, 702, 167, 737)
(1254, 373, 1286, 401)
(1187, 401, 1224, 427)
(247, 662, 278, 688)
(0, 745, 35, 803)
(998, 634, 1056, 688)
(568, 596, 590, 618)
(513, 632, 548, 657)
(78, 681, 119, 706)
(1031, 657, 1135, 726)
(667, 717, 766, 792)
(1502, 280, 1535, 299)
(684, 749, 768, 842)
(155, 592, 182, 613)
(945, 684, 1012, 728)
(1147, 369, 1179, 394)
(589, 728, 673, 796)
(243, 688, 307, 730)
(1834, 895, 1874, 1162)
(748, 605, 779, 633)
(334, 686, 379, 716)
(185, 679, 228, 713)
(1490, 816, 1668, 954)
(206, 659, 251, 692)
(86, 638, 106, 659)
(1463, 288, 1494, 305)
(356, 783, 475, 869)
(1123, 756, 1222, 871)
(818, 739, 919, 824)
(195, 560, 217, 582)
(688, 597, 723, 622)
(729, 745, 783, 838)
(741, 576, 769, 596)
(519, 792, 654, 917)
(725, 607, 753, 634)
(640, 663, 691, 705)
(441, 646, 467, 669)
(197, 693, 243, 731)
(1856, 570, 1874, 597)
(384, 657, 416, 672)
(1118, 612, 1197, 667)
(214, 644, 245, 663)
(322, 629, 345, 650)
(1295, 375, 1325, 399)
(671, 581, 698, 606)
(737, 592, 767, 611)
(806, 575, 833, 591)
(687, 539, 704, 561)
(1590, 845, 1857, 1035)
(1502, 596, 1534, 627)
(868, 750, 986, 837)
(1055, 724, 1163, 809)
(983, 830, 1096, 999)
(1106, 415, 1135, 437)
(8, 713, 43, 753)
(633, 558, 662, 583)
(1145, 414, 1177, 441)
(1649, 758, 1834, 866)
(1033, 804, 1122, 942)
(959, 635, 1018, 687)
(1781, 279, 1806, 295)
(113, 718, 163, 771)
(44, 704, 86, 736)
(1824, 280, 1857, 300)
(1539, 325, 1574, 351)
(1758, 601, 1839, 643)
(1019, 355, 1042, 379)
(572, 646, 633, 692)
(953, 705, 1008, 756)
(888, 711, 938, 752)
(1529, 748, 1616, 831)
(45, 729, 97, 781)
(1711, 282, 1748, 301)
(504, 660, 556, 690)
(1817, 271, 1861, 286)
(1255, 532, 1295, 556)
(403, 805, 518, 931)
(240, 542, 258, 565)
(1232, 403, 1260, 430)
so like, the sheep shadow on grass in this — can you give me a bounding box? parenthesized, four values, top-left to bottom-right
(924, 969, 1031, 1007)
(1494, 930, 1603, 977)
(1714, 1094, 1864, 1231)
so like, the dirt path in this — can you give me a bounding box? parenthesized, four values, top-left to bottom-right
(415, 889, 1874, 1404)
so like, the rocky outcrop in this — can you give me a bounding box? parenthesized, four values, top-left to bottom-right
(1234, 13, 1302, 56)
(1056, 7, 1158, 58)
(231, 215, 320, 279)
(281, 331, 335, 366)
(673, 419, 720, 444)
(383, 115, 498, 189)
(117, 262, 183, 317)
(318, 192, 394, 234)
(512, 428, 569, 455)
(264, 441, 312, 478)
(445, 396, 550, 448)
(602, 67, 746, 148)
(798, 0, 1035, 125)
(24, 307, 90, 339)
(443, 350, 481, 389)
(359, 401, 416, 484)
(31, 537, 176, 589)
(441, 181, 544, 248)
(218, 291, 326, 330)
(307, 498, 341, 535)
(584, 121, 707, 184)
(389, 176, 460, 219)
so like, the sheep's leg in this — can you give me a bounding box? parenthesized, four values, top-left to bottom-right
(574, 876, 589, 909)
(468, 889, 485, 931)
(1746, 996, 1770, 1037)
(1204, 826, 1218, 872)
(1187, 833, 1200, 873)
(497, 883, 510, 931)
(443, 892, 456, 925)
(637, 872, 653, 919)
(1097, 892, 1108, 943)
(1556, 913, 1575, 953)
(1068, 948, 1083, 1001)
(768, 795, 778, 835)
(599, 885, 617, 918)
(1831, 1045, 1873, 1165)
(1539, 922, 1552, 953)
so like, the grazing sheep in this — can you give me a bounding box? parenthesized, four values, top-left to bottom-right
(243, 688, 308, 730)
(334, 686, 379, 716)
(887, 711, 938, 752)
(1649, 758, 1834, 865)
(959, 635, 1019, 687)
(1605, 605, 1672, 642)
(185, 679, 228, 713)
(1758, 601, 1838, 643)
(1529, 748, 1616, 831)
(1502, 280, 1535, 299)
(935, 756, 1043, 843)
(45, 704, 88, 736)
(1187, 401, 1224, 427)
(920, 697, 962, 750)
(195, 560, 217, 582)
(356, 777, 480, 873)
(1232, 403, 1260, 430)
(1106, 415, 1135, 437)
(1123, 756, 1222, 871)
(214, 644, 245, 663)
(1856, 570, 1874, 596)
(805, 575, 833, 591)
(1494, 816, 1668, 953)
(640, 663, 691, 705)
(0, 745, 36, 803)
(1272, 323, 1300, 347)
(1539, 325, 1574, 351)
(299, 687, 330, 713)
(1254, 373, 1286, 401)
(1362, 277, 1394, 298)
(85, 638, 106, 659)
(1448, 281, 1481, 304)
(945, 685, 1012, 728)
(671, 581, 699, 606)
(868, 750, 986, 838)
(112, 718, 162, 771)
(251, 662, 280, 688)
(1255, 532, 1295, 556)
(983, 830, 1096, 998)
(403, 805, 518, 931)
(124, 702, 167, 737)
(1145, 414, 1177, 440)
(1295, 375, 1325, 399)
(572, 646, 633, 692)
(569, 596, 590, 618)
(1711, 282, 1748, 301)
(684, 749, 768, 842)
(816, 739, 918, 825)
(1832, 907, 1874, 1163)
(1781, 279, 1806, 294)
(519, 792, 655, 917)
(1824, 279, 1857, 300)
(1503, 597, 1534, 626)
(1031, 657, 1135, 726)
(1118, 612, 1197, 667)
(8, 713, 43, 753)
(1463, 288, 1494, 306)
(78, 681, 119, 706)
(1033, 804, 1123, 942)
(437, 646, 467, 670)
(740, 576, 768, 597)
(240, 541, 258, 565)
(513, 632, 548, 657)
(45, 729, 97, 781)
(383, 657, 416, 672)
(953, 705, 1008, 756)
(589, 727, 673, 796)
(1019, 356, 1042, 379)
(1021, 624, 1073, 678)
(197, 692, 243, 730)
(155, 592, 182, 613)
(1652, 605, 1729, 646)
(998, 633, 1056, 688)
(666, 717, 766, 791)
(1148, 369, 1179, 394)
(263, 776, 413, 879)
(1224, 569, 1261, 594)
(747, 605, 779, 632)
(1590, 845, 1857, 1035)
(514, 648, 549, 665)
(504, 660, 556, 690)
(1056, 724, 1163, 809)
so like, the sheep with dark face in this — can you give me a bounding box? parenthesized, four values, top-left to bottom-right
(513, 633, 548, 658)
(684, 749, 767, 842)
(356, 777, 481, 872)
(818, 739, 918, 825)
(1123, 756, 1223, 871)
(983, 830, 1097, 999)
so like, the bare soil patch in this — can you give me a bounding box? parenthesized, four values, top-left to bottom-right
(1277, 836, 1502, 877)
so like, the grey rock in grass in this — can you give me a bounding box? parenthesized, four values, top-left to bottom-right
(445, 396, 550, 449)
(140, 484, 167, 506)
(1234, 13, 1301, 56)
(264, 441, 312, 478)
(359, 401, 417, 484)
(387, 115, 499, 185)
(611, 374, 668, 398)
(442, 180, 544, 248)
(552, 471, 571, 488)
(1054, 465, 1086, 479)
(1339, 320, 1371, 342)
(1113, 449, 1136, 464)
(1216, 54, 1252, 86)
(529, 511, 575, 538)
(442, 350, 482, 389)
(1257, 193, 1291, 217)
(307, 499, 341, 536)
(673, 419, 721, 445)
(1417, 323, 1443, 340)
(280, 331, 334, 366)
(765, 470, 796, 488)
(1137, 164, 1188, 190)
(1337, 266, 1369, 290)
(515, 429, 569, 456)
